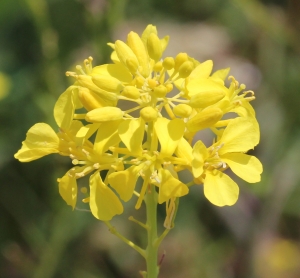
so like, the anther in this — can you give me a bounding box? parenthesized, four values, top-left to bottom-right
(93, 163, 100, 169)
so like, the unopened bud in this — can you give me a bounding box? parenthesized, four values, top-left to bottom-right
(78, 87, 105, 111)
(85, 107, 124, 123)
(92, 75, 123, 92)
(135, 76, 145, 88)
(173, 104, 193, 118)
(174, 53, 188, 70)
(127, 31, 150, 77)
(140, 106, 158, 122)
(153, 61, 163, 72)
(115, 40, 139, 73)
(186, 107, 223, 132)
(147, 33, 162, 61)
(178, 61, 194, 78)
(126, 58, 139, 74)
(153, 85, 167, 97)
(148, 78, 157, 89)
(163, 57, 175, 70)
(122, 86, 140, 99)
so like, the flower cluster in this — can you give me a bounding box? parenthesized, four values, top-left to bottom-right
(15, 25, 262, 222)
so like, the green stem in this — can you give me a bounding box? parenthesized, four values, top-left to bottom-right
(145, 184, 159, 278)
(104, 221, 146, 258)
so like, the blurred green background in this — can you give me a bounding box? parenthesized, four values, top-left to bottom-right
(1, 0, 300, 277)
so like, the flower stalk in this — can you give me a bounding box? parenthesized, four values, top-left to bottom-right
(145, 184, 159, 278)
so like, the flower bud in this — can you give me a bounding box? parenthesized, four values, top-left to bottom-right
(173, 104, 193, 118)
(178, 61, 194, 78)
(140, 106, 158, 122)
(127, 31, 150, 78)
(92, 75, 123, 92)
(165, 83, 173, 92)
(147, 78, 157, 89)
(126, 58, 139, 74)
(153, 61, 163, 72)
(153, 85, 167, 98)
(72, 74, 118, 105)
(85, 107, 124, 123)
(163, 57, 175, 70)
(122, 86, 140, 99)
(186, 107, 223, 132)
(147, 33, 162, 61)
(174, 53, 188, 70)
(135, 76, 145, 88)
(115, 40, 139, 73)
(189, 90, 226, 108)
(78, 87, 106, 110)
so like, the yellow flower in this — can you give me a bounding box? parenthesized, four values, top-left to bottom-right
(192, 117, 262, 206)
(14, 123, 60, 162)
(15, 24, 262, 221)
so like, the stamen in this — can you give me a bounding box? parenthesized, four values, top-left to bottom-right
(82, 149, 90, 156)
(93, 163, 99, 169)
(65, 71, 76, 77)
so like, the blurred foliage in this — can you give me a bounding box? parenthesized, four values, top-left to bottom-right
(1, 0, 300, 277)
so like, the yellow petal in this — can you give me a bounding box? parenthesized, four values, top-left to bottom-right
(204, 170, 239, 206)
(118, 118, 144, 156)
(218, 117, 259, 154)
(89, 172, 123, 221)
(76, 123, 100, 146)
(187, 78, 228, 98)
(14, 123, 59, 162)
(192, 140, 208, 178)
(108, 166, 139, 201)
(189, 87, 226, 108)
(154, 118, 185, 156)
(231, 100, 256, 118)
(160, 35, 169, 53)
(158, 168, 189, 204)
(94, 120, 121, 154)
(175, 138, 193, 164)
(58, 170, 77, 209)
(54, 86, 75, 129)
(188, 60, 213, 81)
(221, 153, 262, 183)
(209, 67, 230, 85)
(91, 64, 132, 83)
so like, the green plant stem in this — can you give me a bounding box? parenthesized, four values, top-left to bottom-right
(145, 184, 159, 278)
(104, 221, 146, 258)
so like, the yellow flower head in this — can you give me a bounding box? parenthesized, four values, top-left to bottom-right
(15, 24, 262, 221)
